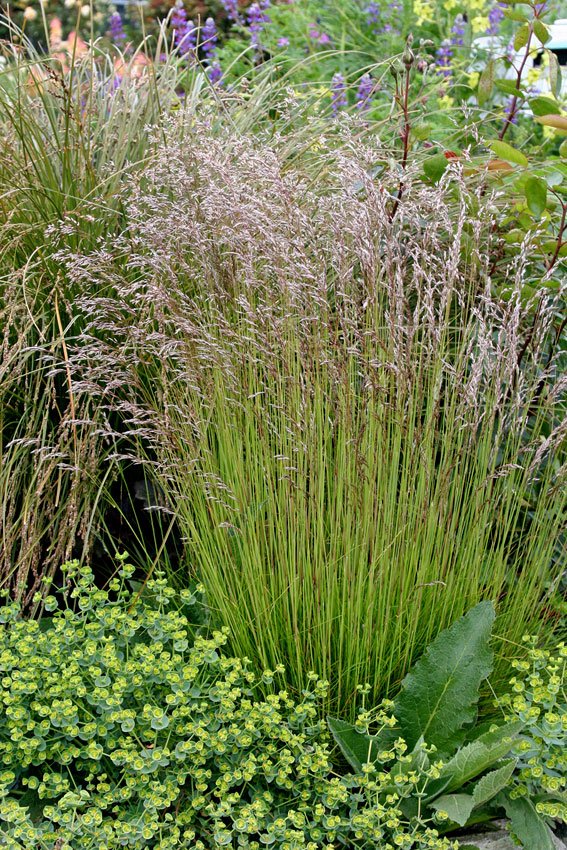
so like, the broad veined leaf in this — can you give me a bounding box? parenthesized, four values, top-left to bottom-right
(499, 794, 556, 850)
(471, 760, 516, 807)
(430, 794, 475, 827)
(393, 602, 495, 755)
(425, 720, 522, 798)
(327, 718, 380, 772)
(525, 175, 547, 218)
(478, 60, 495, 106)
(488, 140, 528, 167)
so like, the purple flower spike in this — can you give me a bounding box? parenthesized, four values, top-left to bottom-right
(171, 1, 196, 58)
(356, 72, 374, 110)
(365, 1, 380, 30)
(109, 11, 126, 45)
(201, 17, 218, 58)
(436, 39, 453, 78)
(486, 3, 505, 36)
(451, 14, 465, 46)
(208, 60, 223, 85)
(278, 36, 289, 47)
(331, 72, 347, 115)
(221, 0, 242, 24)
(247, 1, 271, 55)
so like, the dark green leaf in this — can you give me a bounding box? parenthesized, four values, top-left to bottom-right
(430, 793, 475, 827)
(327, 717, 380, 772)
(423, 153, 449, 184)
(472, 760, 516, 807)
(525, 175, 547, 218)
(427, 720, 522, 797)
(393, 602, 495, 755)
(500, 794, 556, 850)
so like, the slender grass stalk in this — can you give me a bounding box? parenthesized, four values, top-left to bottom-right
(67, 124, 566, 717)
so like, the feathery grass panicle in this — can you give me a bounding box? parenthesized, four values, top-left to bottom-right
(63, 120, 566, 717)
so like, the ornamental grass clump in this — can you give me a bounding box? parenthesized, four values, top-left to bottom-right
(64, 120, 566, 718)
(0, 557, 469, 850)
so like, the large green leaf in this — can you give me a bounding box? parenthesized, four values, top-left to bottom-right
(327, 717, 380, 772)
(431, 721, 522, 796)
(499, 794, 556, 850)
(430, 793, 475, 827)
(472, 760, 516, 807)
(393, 602, 495, 755)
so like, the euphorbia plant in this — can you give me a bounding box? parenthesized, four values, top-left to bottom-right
(329, 603, 567, 849)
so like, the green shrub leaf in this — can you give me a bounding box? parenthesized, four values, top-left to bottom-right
(432, 720, 523, 795)
(499, 794, 556, 850)
(393, 602, 495, 755)
(430, 793, 475, 826)
(547, 50, 562, 98)
(513, 24, 530, 51)
(533, 20, 550, 44)
(471, 760, 516, 807)
(423, 153, 449, 184)
(327, 717, 379, 772)
(488, 141, 528, 167)
(525, 176, 547, 218)
(529, 96, 562, 117)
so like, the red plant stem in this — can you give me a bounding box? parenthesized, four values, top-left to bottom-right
(499, 25, 534, 141)
(390, 67, 412, 221)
